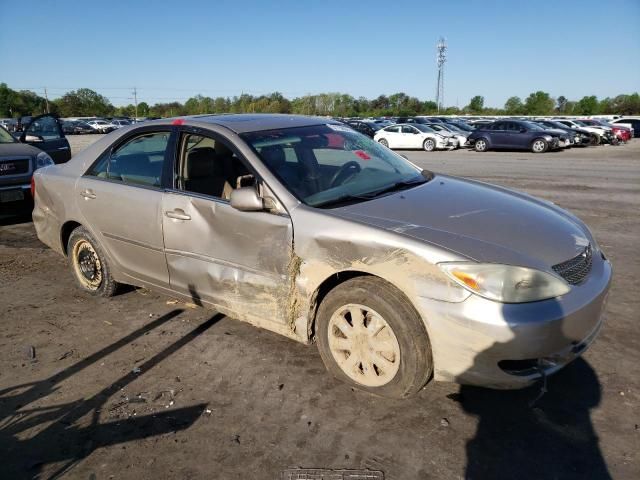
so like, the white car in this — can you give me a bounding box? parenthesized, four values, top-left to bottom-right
(111, 119, 132, 129)
(424, 123, 470, 148)
(86, 120, 116, 133)
(556, 119, 609, 142)
(374, 124, 458, 151)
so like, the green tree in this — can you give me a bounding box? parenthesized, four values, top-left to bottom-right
(556, 95, 568, 113)
(467, 95, 485, 113)
(55, 88, 114, 117)
(504, 96, 524, 115)
(574, 95, 599, 115)
(524, 91, 555, 115)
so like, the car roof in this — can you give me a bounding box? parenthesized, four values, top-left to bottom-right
(150, 114, 338, 134)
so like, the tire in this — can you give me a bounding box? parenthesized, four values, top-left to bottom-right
(67, 226, 119, 297)
(378, 138, 389, 148)
(590, 134, 600, 146)
(316, 277, 433, 398)
(531, 138, 548, 153)
(474, 138, 489, 152)
(423, 138, 436, 152)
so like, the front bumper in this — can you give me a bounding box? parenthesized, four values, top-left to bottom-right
(416, 251, 612, 389)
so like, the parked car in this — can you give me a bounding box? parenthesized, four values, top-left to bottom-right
(469, 120, 563, 153)
(346, 120, 384, 138)
(1, 114, 70, 211)
(609, 117, 639, 137)
(62, 120, 96, 135)
(85, 119, 116, 133)
(556, 120, 615, 145)
(423, 123, 470, 147)
(579, 119, 631, 142)
(532, 120, 594, 146)
(32, 114, 611, 398)
(111, 119, 132, 129)
(374, 124, 458, 151)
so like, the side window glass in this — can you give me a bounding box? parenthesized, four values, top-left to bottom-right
(26, 116, 61, 140)
(402, 126, 415, 134)
(89, 131, 170, 187)
(386, 126, 400, 133)
(179, 133, 253, 200)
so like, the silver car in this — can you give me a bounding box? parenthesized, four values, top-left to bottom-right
(32, 114, 612, 398)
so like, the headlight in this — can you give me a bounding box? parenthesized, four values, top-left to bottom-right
(438, 262, 570, 303)
(35, 151, 54, 169)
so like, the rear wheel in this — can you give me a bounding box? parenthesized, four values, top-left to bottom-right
(590, 134, 600, 146)
(68, 226, 118, 297)
(474, 138, 489, 152)
(423, 138, 436, 152)
(378, 138, 389, 148)
(531, 138, 548, 153)
(316, 277, 433, 398)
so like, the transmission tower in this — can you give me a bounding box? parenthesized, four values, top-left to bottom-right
(435, 37, 447, 113)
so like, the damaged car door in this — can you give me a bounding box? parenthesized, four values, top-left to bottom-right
(161, 130, 294, 327)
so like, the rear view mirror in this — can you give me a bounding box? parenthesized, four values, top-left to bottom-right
(230, 187, 264, 212)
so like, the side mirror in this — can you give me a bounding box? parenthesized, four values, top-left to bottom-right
(519, 128, 527, 133)
(230, 187, 264, 212)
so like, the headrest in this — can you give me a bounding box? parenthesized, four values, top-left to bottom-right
(214, 142, 233, 158)
(186, 147, 216, 179)
(260, 145, 285, 169)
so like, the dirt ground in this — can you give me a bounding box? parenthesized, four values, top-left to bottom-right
(1, 134, 638, 479)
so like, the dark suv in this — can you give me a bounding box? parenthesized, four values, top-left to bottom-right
(468, 120, 562, 153)
(1, 114, 71, 213)
(345, 120, 384, 138)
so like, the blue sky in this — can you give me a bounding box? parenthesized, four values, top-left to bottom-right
(1, 0, 638, 107)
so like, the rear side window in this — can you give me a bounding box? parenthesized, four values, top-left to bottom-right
(385, 126, 400, 133)
(88, 131, 170, 187)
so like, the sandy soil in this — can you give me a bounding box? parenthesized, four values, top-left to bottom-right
(0, 135, 638, 479)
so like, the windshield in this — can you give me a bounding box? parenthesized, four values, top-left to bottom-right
(413, 124, 436, 133)
(0, 126, 16, 143)
(449, 122, 473, 132)
(427, 124, 448, 132)
(242, 124, 428, 208)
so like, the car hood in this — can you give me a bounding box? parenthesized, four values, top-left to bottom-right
(330, 175, 591, 270)
(0, 142, 42, 157)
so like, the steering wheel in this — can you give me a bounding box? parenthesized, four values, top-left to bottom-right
(330, 160, 362, 187)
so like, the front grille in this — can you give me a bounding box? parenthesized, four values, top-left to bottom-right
(0, 158, 30, 176)
(552, 245, 593, 285)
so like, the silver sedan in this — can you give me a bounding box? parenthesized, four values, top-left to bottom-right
(32, 114, 611, 398)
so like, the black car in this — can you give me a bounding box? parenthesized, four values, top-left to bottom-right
(0, 114, 71, 212)
(468, 120, 562, 153)
(62, 120, 95, 135)
(533, 120, 594, 146)
(345, 120, 384, 138)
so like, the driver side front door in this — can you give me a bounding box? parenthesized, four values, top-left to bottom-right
(21, 114, 71, 164)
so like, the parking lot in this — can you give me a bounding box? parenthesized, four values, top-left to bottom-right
(1, 135, 639, 479)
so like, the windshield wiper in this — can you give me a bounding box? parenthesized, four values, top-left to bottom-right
(312, 193, 374, 208)
(359, 175, 430, 199)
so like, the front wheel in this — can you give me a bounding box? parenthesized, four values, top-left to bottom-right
(423, 138, 436, 152)
(474, 138, 489, 152)
(531, 138, 548, 153)
(68, 226, 119, 297)
(378, 138, 389, 148)
(316, 277, 433, 398)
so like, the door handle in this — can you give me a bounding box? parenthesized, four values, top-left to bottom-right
(58, 146, 70, 150)
(165, 209, 191, 221)
(80, 189, 96, 199)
